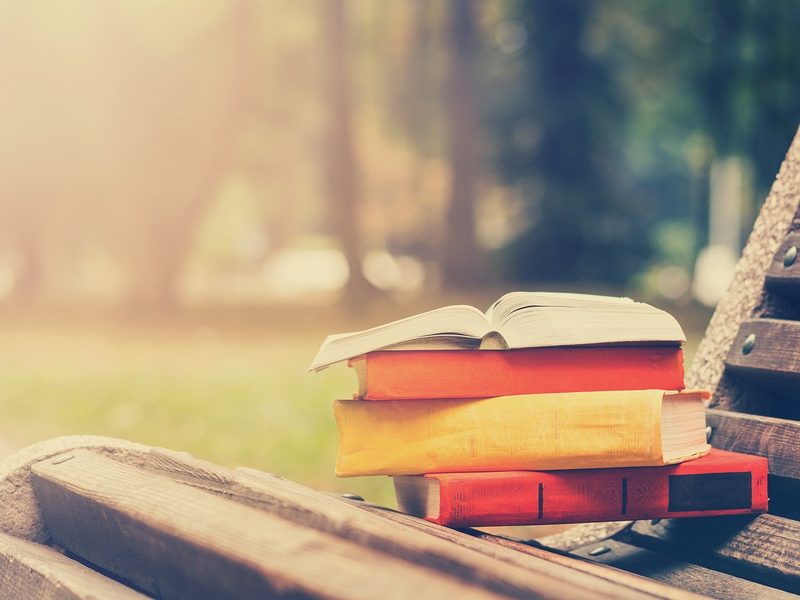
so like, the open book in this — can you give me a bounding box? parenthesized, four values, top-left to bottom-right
(310, 291, 685, 371)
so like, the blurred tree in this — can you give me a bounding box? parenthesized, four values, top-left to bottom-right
(376, 1, 445, 262)
(441, 0, 482, 287)
(3, 0, 800, 308)
(597, 0, 800, 258)
(322, 0, 377, 302)
(0, 0, 254, 310)
(104, 1, 255, 311)
(699, 0, 800, 209)
(488, 0, 650, 285)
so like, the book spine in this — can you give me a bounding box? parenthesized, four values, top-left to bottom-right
(333, 390, 670, 477)
(359, 347, 684, 400)
(434, 460, 768, 527)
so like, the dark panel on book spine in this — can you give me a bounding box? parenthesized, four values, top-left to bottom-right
(621, 477, 628, 515)
(537, 482, 543, 519)
(668, 472, 752, 512)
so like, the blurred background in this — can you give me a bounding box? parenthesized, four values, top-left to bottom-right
(1, 0, 799, 509)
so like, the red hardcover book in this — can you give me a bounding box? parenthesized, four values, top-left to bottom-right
(393, 449, 768, 527)
(351, 346, 684, 400)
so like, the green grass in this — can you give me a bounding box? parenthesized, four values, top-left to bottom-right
(0, 321, 396, 505)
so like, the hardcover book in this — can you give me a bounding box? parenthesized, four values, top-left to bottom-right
(350, 346, 684, 400)
(393, 449, 768, 527)
(310, 291, 685, 371)
(333, 389, 710, 477)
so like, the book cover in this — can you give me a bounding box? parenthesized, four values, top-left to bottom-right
(393, 449, 768, 527)
(333, 389, 710, 477)
(351, 346, 684, 400)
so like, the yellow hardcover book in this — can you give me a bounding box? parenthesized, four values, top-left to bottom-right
(333, 389, 710, 477)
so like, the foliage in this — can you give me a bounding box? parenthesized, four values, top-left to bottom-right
(485, 0, 650, 284)
(2, 1, 800, 303)
(484, 0, 800, 284)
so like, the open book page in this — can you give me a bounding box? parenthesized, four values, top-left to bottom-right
(498, 303, 686, 349)
(309, 304, 488, 371)
(485, 291, 635, 326)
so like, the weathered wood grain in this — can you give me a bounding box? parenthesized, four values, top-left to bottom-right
(2, 438, 694, 600)
(724, 319, 800, 408)
(0, 435, 153, 543)
(346, 502, 703, 600)
(460, 531, 704, 600)
(523, 521, 631, 552)
(31, 451, 519, 600)
(0, 531, 148, 600)
(140, 448, 691, 599)
(9, 437, 785, 600)
(571, 539, 797, 600)
(705, 409, 800, 480)
(630, 515, 800, 594)
(765, 232, 800, 298)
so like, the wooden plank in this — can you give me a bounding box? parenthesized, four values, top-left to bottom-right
(4, 440, 691, 600)
(630, 515, 800, 594)
(705, 409, 800, 480)
(0, 531, 148, 599)
(140, 449, 701, 600)
(571, 539, 797, 600)
(345, 502, 703, 600)
(0, 435, 155, 543)
(724, 319, 800, 407)
(144, 448, 699, 599)
(30, 451, 523, 600)
(522, 521, 631, 552)
(765, 232, 800, 297)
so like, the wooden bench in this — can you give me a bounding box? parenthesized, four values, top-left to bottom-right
(1, 435, 707, 599)
(3, 130, 800, 598)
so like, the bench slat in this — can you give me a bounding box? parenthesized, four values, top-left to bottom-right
(705, 409, 800, 481)
(630, 515, 800, 594)
(348, 502, 703, 600)
(765, 232, 800, 298)
(724, 319, 800, 406)
(30, 450, 521, 600)
(571, 539, 798, 600)
(141, 448, 694, 600)
(30, 449, 691, 600)
(0, 532, 148, 599)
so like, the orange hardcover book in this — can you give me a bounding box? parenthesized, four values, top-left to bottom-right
(350, 346, 684, 400)
(394, 449, 768, 527)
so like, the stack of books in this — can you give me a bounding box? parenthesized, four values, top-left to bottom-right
(311, 292, 768, 527)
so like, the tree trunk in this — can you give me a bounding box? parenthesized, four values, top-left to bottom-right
(11, 222, 43, 304)
(128, 206, 201, 313)
(110, 0, 255, 313)
(441, 0, 480, 288)
(322, 0, 376, 303)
